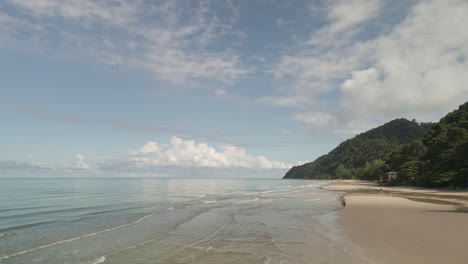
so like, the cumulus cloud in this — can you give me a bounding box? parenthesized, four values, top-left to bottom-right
(0, 138, 294, 178)
(73, 153, 90, 170)
(93, 136, 295, 178)
(338, 0, 468, 121)
(271, 0, 468, 134)
(127, 136, 292, 170)
(1, 0, 247, 86)
(100, 137, 292, 175)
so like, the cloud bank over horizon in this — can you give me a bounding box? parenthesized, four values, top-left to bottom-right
(0, 137, 296, 178)
(129, 136, 293, 169)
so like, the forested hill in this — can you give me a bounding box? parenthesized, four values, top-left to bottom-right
(284, 101, 468, 187)
(283, 118, 432, 180)
(386, 102, 468, 187)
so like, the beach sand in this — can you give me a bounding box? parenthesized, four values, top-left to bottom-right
(323, 180, 468, 264)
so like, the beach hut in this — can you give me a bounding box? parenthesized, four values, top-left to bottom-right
(386, 171, 397, 181)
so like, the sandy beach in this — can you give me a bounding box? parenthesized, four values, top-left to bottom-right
(323, 180, 468, 264)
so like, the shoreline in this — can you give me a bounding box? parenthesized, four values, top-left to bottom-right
(322, 180, 468, 264)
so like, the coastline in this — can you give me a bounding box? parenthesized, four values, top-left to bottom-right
(322, 180, 468, 264)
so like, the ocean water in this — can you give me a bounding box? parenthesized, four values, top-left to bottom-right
(0, 178, 366, 264)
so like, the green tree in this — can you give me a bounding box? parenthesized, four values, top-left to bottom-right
(335, 164, 352, 179)
(399, 160, 420, 183)
(361, 159, 389, 180)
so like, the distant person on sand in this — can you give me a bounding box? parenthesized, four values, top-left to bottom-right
(341, 196, 346, 207)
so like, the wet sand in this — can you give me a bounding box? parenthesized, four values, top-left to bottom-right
(323, 180, 468, 264)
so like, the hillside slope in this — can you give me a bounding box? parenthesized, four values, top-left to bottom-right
(283, 119, 432, 179)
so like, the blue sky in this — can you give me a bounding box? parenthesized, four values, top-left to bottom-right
(1, 0, 467, 178)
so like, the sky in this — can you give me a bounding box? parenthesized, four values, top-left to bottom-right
(0, 0, 467, 178)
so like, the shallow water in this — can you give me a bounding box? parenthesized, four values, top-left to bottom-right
(0, 178, 367, 263)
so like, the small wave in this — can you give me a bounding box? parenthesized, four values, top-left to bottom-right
(0, 205, 50, 213)
(259, 189, 287, 194)
(0, 212, 157, 261)
(166, 207, 174, 210)
(203, 200, 217, 204)
(0, 221, 54, 233)
(80, 207, 139, 217)
(125, 238, 157, 251)
(291, 185, 311, 189)
(235, 197, 260, 204)
(89, 256, 106, 264)
(197, 194, 206, 198)
(0, 205, 109, 221)
(0, 233, 16, 240)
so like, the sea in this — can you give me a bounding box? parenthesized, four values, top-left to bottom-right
(0, 178, 368, 264)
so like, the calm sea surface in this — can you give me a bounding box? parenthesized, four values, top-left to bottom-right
(0, 178, 364, 264)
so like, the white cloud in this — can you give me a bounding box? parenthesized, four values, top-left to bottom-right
(293, 112, 334, 128)
(0, 139, 295, 178)
(338, 0, 468, 121)
(271, 0, 383, 98)
(6, 0, 142, 26)
(324, 0, 381, 35)
(2, 0, 247, 87)
(271, 0, 468, 134)
(256, 94, 311, 108)
(73, 153, 90, 170)
(128, 136, 292, 170)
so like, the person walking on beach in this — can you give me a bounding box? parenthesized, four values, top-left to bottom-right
(341, 196, 346, 207)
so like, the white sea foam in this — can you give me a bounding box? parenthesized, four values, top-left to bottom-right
(125, 238, 157, 251)
(259, 189, 287, 194)
(166, 207, 175, 210)
(203, 200, 217, 204)
(89, 256, 106, 264)
(235, 197, 260, 204)
(0, 212, 157, 261)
